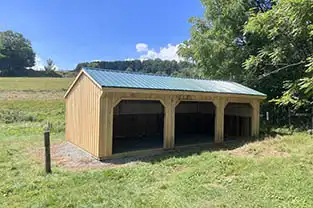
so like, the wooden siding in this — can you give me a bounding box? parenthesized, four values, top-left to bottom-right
(65, 73, 102, 157)
(99, 93, 114, 157)
(65, 75, 264, 158)
(98, 91, 263, 158)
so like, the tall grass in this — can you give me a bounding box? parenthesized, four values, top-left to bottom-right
(0, 100, 65, 137)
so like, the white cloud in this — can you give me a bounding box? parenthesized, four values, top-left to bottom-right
(136, 43, 182, 62)
(32, 55, 59, 71)
(33, 55, 45, 71)
(136, 43, 149, 52)
(54, 64, 60, 71)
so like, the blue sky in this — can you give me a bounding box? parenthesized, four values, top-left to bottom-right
(0, 1, 203, 70)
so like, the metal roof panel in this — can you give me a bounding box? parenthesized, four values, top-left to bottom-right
(83, 68, 266, 97)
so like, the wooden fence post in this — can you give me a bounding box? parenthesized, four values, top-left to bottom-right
(44, 130, 52, 174)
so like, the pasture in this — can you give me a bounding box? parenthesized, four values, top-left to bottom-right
(1, 78, 313, 207)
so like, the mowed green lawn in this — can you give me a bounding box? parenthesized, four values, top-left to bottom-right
(1, 78, 313, 207)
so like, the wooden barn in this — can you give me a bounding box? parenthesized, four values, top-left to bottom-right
(65, 67, 266, 159)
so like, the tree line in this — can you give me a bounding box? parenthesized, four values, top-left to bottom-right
(75, 59, 198, 78)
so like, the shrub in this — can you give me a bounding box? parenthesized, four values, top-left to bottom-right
(0, 110, 37, 124)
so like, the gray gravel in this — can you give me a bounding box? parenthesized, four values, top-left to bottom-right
(46, 141, 231, 171)
(51, 142, 166, 171)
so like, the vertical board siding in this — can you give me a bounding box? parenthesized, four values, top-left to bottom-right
(99, 93, 114, 157)
(65, 78, 263, 158)
(65, 73, 102, 157)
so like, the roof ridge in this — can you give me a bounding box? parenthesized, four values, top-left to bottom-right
(82, 67, 234, 83)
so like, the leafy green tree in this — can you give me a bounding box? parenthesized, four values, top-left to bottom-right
(0, 42, 5, 59)
(244, 0, 313, 108)
(44, 58, 57, 71)
(0, 30, 35, 76)
(171, 67, 203, 78)
(179, 0, 313, 110)
(74, 62, 89, 71)
(178, 0, 271, 81)
(126, 66, 133, 72)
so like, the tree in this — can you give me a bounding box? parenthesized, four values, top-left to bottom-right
(171, 67, 203, 78)
(44, 58, 57, 71)
(0, 30, 35, 76)
(178, 0, 272, 82)
(126, 66, 133, 72)
(243, 0, 313, 108)
(74, 62, 89, 71)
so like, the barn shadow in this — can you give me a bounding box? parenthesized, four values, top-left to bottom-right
(100, 133, 282, 165)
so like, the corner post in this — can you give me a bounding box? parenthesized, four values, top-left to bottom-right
(213, 98, 227, 143)
(250, 100, 260, 138)
(100, 93, 114, 157)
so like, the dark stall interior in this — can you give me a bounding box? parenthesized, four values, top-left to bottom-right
(113, 100, 164, 154)
(224, 103, 252, 140)
(175, 101, 215, 146)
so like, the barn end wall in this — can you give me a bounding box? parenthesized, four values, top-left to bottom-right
(65, 73, 103, 157)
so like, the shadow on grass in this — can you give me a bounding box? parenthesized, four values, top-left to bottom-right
(100, 132, 283, 165)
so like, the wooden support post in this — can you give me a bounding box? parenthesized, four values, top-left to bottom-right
(44, 131, 51, 174)
(163, 98, 176, 149)
(100, 94, 114, 157)
(251, 100, 260, 138)
(213, 98, 227, 143)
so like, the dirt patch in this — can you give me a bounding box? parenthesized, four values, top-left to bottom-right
(231, 148, 290, 158)
(31, 142, 165, 171)
(229, 139, 290, 158)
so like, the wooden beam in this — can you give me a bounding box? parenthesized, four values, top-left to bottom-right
(213, 98, 227, 143)
(250, 100, 260, 138)
(102, 87, 266, 100)
(163, 97, 177, 149)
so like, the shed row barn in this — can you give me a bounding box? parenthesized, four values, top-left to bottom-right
(65, 68, 266, 159)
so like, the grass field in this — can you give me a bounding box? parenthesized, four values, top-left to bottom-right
(1, 78, 313, 207)
(0, 78, 70, 136)
(0, 77, 73, 91)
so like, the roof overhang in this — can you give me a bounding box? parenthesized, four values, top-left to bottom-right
(102, 86, 267, 100)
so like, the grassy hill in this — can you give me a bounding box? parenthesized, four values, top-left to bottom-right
(1, 77, 313, 207)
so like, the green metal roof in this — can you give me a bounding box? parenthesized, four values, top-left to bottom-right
(83, 67, 266, 97)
